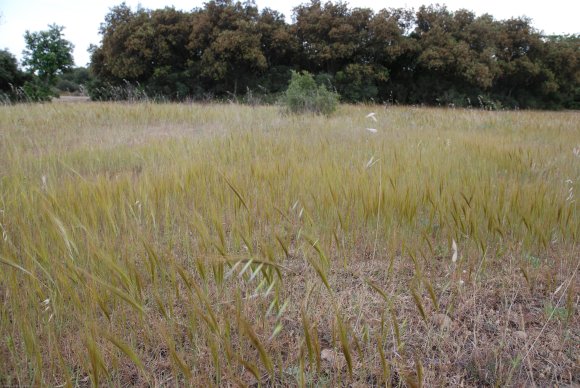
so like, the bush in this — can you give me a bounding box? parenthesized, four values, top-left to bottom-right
(56, 78, 81, 93)
(280, 71, 339, 115)
(55, 67, 92, 94)
(22, 79, 55, 102)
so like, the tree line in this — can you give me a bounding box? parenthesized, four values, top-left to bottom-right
(2, 0, 579, 109)
(88, 0, 579, 109)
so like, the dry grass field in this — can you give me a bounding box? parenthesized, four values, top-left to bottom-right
(0, 102, 578, 386)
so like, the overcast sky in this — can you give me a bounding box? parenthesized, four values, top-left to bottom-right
(1, 0, 579, 67)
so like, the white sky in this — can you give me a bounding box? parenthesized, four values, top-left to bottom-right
(1, 0, 578, 67)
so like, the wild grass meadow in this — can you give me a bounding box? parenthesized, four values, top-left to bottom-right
(0, 102, 578, 386)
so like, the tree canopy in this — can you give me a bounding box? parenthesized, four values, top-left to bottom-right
(86, 0, 579, 109)
(0, 50, 25, 92)
(23, 24, 75, 85)
(9, 24, 76, 101)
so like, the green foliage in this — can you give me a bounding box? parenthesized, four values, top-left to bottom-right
(13, 24, 75, 103)
(0, 50, 24, 91)
(280, 71, 338, 115)
(335, 64, 389, 102)
(22, 24, 74, 87)
(55, 78, 79, 93)
(22, 78, 55, 102)
(0, 49, 28, 103)
(56, 67, 92, 94)
(86, 1, 579, 109)
(544, 302, 571, 321)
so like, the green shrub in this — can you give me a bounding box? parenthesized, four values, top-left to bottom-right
(280, 71, 339, 115)
(22, 79, 55, 102)
(56, 78, 81, 93)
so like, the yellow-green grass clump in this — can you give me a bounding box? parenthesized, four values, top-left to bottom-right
(0, 102, 578, 386)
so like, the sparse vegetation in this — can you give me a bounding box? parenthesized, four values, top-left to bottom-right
(0, 102, 578, 386)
